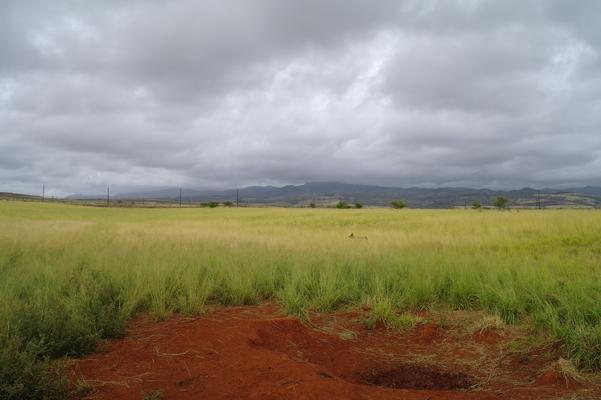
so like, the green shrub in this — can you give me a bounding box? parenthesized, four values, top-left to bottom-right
(335, 201, 350, 209)
(66, 268, 126, 339)
(0, 336, 68, 400)
(363, 297, 422, 330)
(390, 200, 406, 209)
(494, 197, 508, 209)
(8, 269, 125, 358)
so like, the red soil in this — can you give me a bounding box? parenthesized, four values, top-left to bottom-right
(72, 305, 601, 400)
(412, 322, 441, 343)
(472, 327, 503, 345)
(534, 368, 583, 389)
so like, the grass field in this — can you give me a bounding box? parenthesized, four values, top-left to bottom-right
(1, 201, 601, 398)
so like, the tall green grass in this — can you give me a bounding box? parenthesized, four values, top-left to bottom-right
(1, 201, 601, 398)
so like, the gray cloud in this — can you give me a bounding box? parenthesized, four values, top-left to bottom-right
(1, 0, 601, 196)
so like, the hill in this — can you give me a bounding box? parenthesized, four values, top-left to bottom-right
(0, 192, 42, 201)
(66, 182, 601, 208)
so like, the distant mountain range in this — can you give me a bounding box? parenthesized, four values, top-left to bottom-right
(0, 192, 42, 201)
(65, 182, 601, 208)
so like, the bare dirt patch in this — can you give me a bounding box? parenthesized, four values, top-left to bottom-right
(72, 305, 601, 400)
(472, 327, 504, 345)
(359, 363, 474, 390)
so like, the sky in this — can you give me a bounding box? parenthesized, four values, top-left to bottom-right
(1, 0, 601, 196)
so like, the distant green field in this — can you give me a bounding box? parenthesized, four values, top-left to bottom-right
(2, 201, 601, 397)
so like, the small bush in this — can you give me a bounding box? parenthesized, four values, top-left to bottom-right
(390, 200, 406, 209)
(472, 201, 481, 209)
(309, 202, 316, 208)
(0, 336, 68, 400)
(355, 203, 363, 209)
(10, 298, 98, 357)
(66, 268, 126, 339)
(8, 269, 125, 358)
(222, 201, 234, 207)
(494, 197, 508, 209)
(335, 201, 351, 209)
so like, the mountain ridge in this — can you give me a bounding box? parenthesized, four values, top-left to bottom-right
(65, 182, 601, 208)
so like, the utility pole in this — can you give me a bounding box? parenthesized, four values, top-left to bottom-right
(537, 190, 541, 210)
(107, 186, 110, 207)
(179, 187, 182, 208)
(42, 184, 45, 202)
(236, 189, 239, 208)
(464, 199, 467, 209)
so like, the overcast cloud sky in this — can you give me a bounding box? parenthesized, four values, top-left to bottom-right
(2, 0, 601, 196)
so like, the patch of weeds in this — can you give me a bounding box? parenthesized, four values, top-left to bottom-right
(391, 313, 423, 330)
(0, 336, 69, 400)
(70, 378, 94, 398)
(67, 268, 127, 339)
(10, 298, 99, 357)
(337, 328, 358, 341)
(212, 273, 259, 307)
(472, 314, 505, 334)
(363, 297, 423, 330)
(560, 325, 601, 370)
(437, 314, 450, 330)
(142, 389, 164, 400)
(9, 268, 126, 358)
(508, 331, 551, 352)
(544, 358, 585, 385)
(278, 284, 309, 321)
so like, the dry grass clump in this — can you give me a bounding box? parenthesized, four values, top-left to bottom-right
(472, 314, 505, 334)
(541, 358, 585, 386)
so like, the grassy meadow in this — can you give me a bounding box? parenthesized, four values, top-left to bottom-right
(1, 201, 601, 398)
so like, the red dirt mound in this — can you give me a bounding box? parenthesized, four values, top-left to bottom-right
(72, 305, 601, 400)
(535, 368, 583, 389)
(472, 327, 503, 345)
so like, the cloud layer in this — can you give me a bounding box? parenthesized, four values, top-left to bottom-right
(1, 0, 601, 195)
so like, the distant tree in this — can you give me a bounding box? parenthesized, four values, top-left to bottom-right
(336, 201, 351, 209)
(208, 202, 219, 208)
(494, 197, 508, 210)
(309, 202, 316, 208)
(355, 202, 363, 209)
(390, 200, 406, 209)
(223, 201, 234, 207)
(472, 201, 481, 210)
